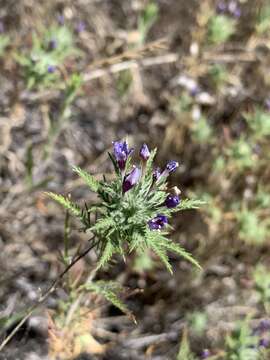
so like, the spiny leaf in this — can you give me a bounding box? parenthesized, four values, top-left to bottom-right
(96, 241, 115, 269)
(162, 240, 201, 270)
(178, 199, 206, 211)
(86, 281, 135, 322)
(150, 241, 173, 274)
(46, 192, 81, 217)
(72, 166, 99, 192)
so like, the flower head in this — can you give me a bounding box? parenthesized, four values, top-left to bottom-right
(166, 160, 179, 173)
(113, 140, 133, 170)
(122, 166, 141, 193)
(139, 143, 150, 161)
(148, 214, 168, 230)
(165, 194, 180, 208)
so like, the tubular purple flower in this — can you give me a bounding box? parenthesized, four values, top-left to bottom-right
(166, 160, 179, 173)
(165, 194, 180, 208)
(139, 143, 150, 161)
(148, 214, 168, 230)
(122, 166, 141, 193)
(113, 140, 133, 170)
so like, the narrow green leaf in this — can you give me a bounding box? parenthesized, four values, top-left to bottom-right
(46, 192, 81, 217)
(72, 166, 99, 192)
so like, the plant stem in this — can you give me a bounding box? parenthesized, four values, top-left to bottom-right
(0, 238, 98, 351)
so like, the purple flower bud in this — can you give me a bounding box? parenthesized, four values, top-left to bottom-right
(113, 140, 134, 170)
(166, 160, 179, 173)
(122, 166, 141, 193)
(47, 65, 56, 73)
(228, 1, 241, 17)
(153, 167, 161, 181)
(75, 21, 86, 33)
(165, 194, 180, 208)
(259, 338, 269, 348)
(148, 214, 168, 230)
(139, 143, 150, 161)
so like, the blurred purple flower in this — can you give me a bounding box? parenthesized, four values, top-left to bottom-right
(259, 338, 269, 348)
(265, 98, 270, 111)
(148, 214, 168, 230)
(47, 65, 56, 73)
(48, 38, 57, 51)
(122, 166, 141, 193)
(113, 140, 133, 170)
(228, 1, 241, 17)
(0, 21, 4, 33)
(75, 21, 86, 33)
(259, 319, 270, 332)
(153, 167, 161, 181)
(201, 349, 211, 359)
(165, 194, 180, 208)
(57, 14, 65, 25)
(216, 1, 227, 13)
(140, 143, 150, 161)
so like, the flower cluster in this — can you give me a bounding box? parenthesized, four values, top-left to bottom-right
(49, 140, 202, 272)
(113, 141, 180, 231)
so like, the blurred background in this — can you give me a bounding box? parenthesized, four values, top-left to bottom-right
(0, 0, 270, 359)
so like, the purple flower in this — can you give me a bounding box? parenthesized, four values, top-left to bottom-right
(201, 349, 211, 359)
(47, 65, 56, 73)
(265, 98, 270, 111)
(122, 166, 141, 193)
(148, 214, 168, 230)
(113, 140, 133, 170)
(228, 1, 241, 17)
(140, 143, 150, 161)
(166, 160, 179, 173)
(217, 1, 227, 13)
(48, 38, 57, 51)
(259, 338, 269, 348)
(57, 14, 65, 25)
(258, 319, 270, 332)
(165, 194, 180, 208)
(153, 167, 161, 181)
(0, 21, 4, 33)
(75, 21, 86, 33)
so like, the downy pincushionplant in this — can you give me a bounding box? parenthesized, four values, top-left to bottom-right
(48, 141, 202, 274)
(0, 141, 203, 352)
